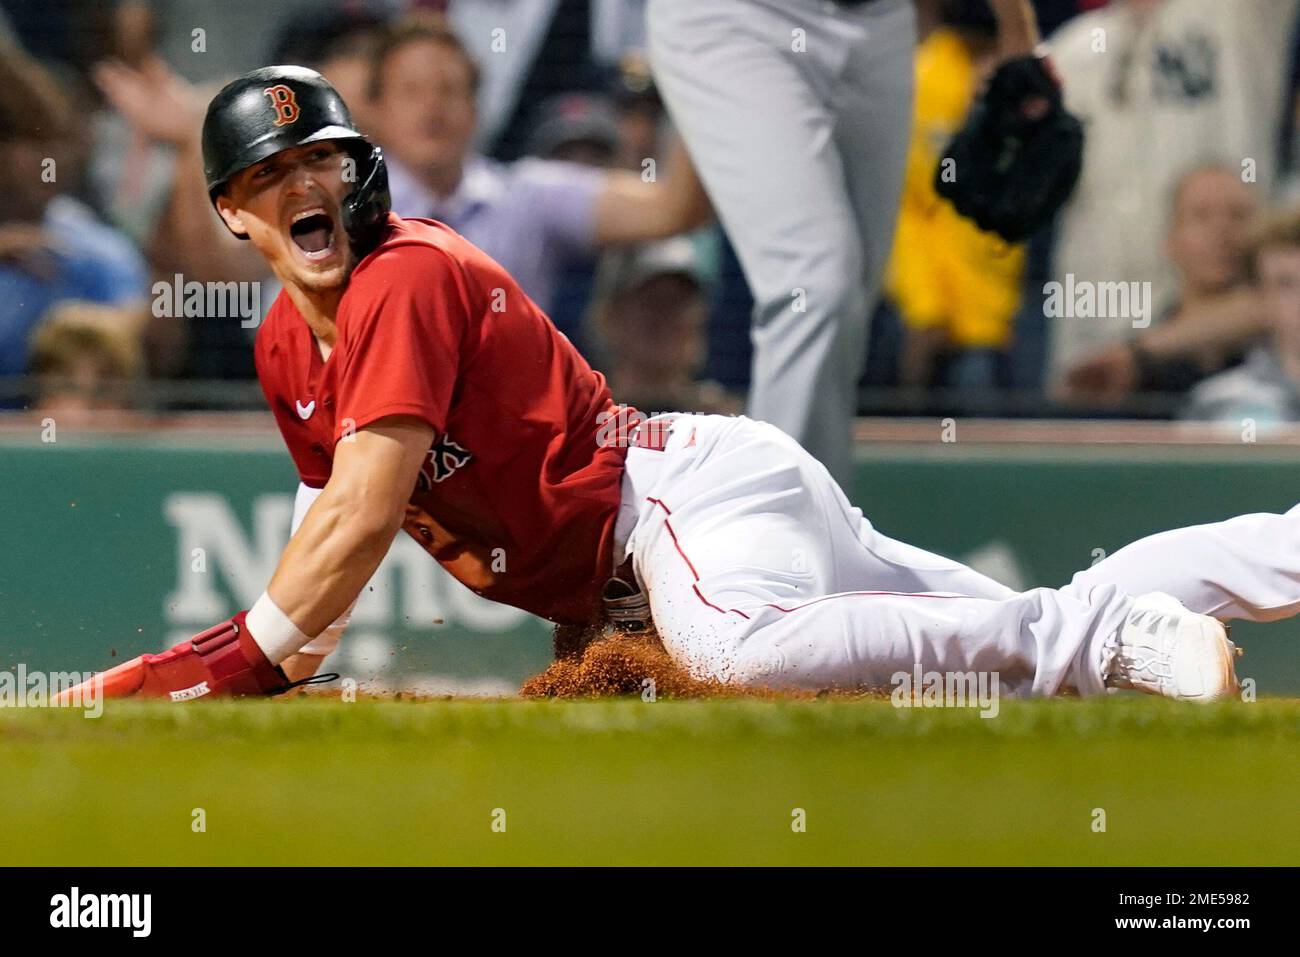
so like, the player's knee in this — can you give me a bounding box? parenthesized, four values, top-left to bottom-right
(755, 245, 868, 327)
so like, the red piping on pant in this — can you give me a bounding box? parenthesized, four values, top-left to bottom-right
(645, 496, 970, 620)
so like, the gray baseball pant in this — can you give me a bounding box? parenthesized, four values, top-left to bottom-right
(647, 0, 916, 483)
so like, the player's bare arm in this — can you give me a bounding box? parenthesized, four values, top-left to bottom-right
(263, 417, 433, 645)
(50, 419, 428, 702)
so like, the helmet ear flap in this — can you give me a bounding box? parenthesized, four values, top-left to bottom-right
(340, 144, 391, 256)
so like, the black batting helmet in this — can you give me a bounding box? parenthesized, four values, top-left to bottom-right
(201, 65, 390, 253)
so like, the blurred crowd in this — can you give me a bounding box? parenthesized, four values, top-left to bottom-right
(4, 0, 1300, 428)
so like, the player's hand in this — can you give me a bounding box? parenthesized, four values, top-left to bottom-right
(54, 612, 293, 704)
(93, 55, 204, 148)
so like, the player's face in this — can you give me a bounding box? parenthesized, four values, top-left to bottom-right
(217, 141, 354, 293)
(373, 39, 476, 177)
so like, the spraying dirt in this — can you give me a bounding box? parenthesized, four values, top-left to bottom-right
(521, 624, 827, 700)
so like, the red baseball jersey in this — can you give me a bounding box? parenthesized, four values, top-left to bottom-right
(255, 214, 630, 624)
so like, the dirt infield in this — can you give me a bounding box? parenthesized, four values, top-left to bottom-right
(522, 632, 723, 698)
(520, 627, 828, 699)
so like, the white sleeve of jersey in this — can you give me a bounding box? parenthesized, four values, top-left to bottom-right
(289, 482, 355, 657)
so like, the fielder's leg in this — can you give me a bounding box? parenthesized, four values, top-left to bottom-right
(647, 0, 913, 484)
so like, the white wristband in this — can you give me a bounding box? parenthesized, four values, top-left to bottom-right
(246, 592, 313, 666)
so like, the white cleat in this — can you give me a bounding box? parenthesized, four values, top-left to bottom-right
(1103, 592, 1241, 702)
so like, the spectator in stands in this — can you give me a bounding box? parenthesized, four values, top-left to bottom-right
(445, 0, 645, 161)
(887, 0, 1024, 393)
(153, 0, 336, 84)
(591, 236, 739, 415)
(1061, 163, 1260, 405)
(608, 53, 664, 173)
(0, 36, 146, 384)
(27, 300, 145, 420)
(525, 92, 622, 169)
(72, 1, 216, 252)
(1278, 12, 1300, 204)
(268, 4, 388, 135)
(1046, 0, 1299, 385)
(0, 0, 117, 77)
(523, 91, 623, 353)
(370, 14, 712, 317)
(1183, 209, 1300, 425)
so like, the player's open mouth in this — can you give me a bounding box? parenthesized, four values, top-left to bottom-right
(289, 208, 336, 261)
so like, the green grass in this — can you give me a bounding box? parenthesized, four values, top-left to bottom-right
(1, 696, 1297, 865)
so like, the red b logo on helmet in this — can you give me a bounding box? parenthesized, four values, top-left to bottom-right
(263, 85, 300, 126)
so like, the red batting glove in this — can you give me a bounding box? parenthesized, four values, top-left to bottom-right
(57, 612, 292, 703)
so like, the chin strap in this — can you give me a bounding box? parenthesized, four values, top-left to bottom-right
(341, 144, 391, 256)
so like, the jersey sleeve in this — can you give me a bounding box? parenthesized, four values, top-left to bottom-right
(332, 245, 469, 440)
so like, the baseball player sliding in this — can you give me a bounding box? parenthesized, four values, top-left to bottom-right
(56, 67, 1295, 707)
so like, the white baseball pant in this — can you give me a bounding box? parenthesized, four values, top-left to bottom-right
(614, 414, 1300, 695)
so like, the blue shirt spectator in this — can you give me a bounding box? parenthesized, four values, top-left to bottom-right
(0, 195, 147, 377)
(369, 14, 709, 330)
(387, 152, 602, 317)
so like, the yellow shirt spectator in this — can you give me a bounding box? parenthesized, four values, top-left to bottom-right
(886, 28, 1024, 351)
